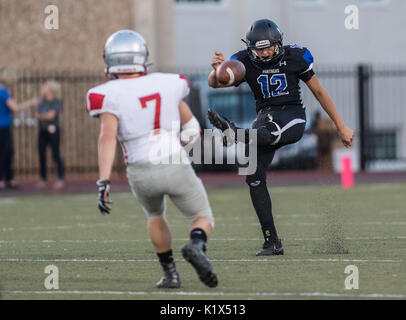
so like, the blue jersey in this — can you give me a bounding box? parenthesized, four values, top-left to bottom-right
(231, 44, 314, 113)
(0, 86, 12, 128)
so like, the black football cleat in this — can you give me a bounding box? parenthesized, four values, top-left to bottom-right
(207, 109, 238, 147)
(256, 238, 284, 256)
(182, 240, 218, 288)
(156, 261, 181, 289)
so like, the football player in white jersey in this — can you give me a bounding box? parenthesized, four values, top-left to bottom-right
(86, 30, 217, 288)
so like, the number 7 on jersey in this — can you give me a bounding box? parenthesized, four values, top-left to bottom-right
(139, 93, 162, 131)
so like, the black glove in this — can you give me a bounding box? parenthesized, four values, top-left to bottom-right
(96, 180, 112, 215)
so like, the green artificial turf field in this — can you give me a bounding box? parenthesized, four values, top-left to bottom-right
(0, 183, 405, 300)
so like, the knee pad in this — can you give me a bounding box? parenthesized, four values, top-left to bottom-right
(253, 114, 282, 146)
(263, 114, 282, 145)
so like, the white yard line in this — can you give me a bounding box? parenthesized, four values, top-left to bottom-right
(1, 221, 405, 232)
(1, 223, 132, 232)
(0, 290, 405, 299)
(381, 210, 401, 214)
(2, 209, 406, 232)
(1, 236, 405, 244)
(0, 258, 404, 263)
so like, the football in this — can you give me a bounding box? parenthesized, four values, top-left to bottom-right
(216, 60, 246, 85)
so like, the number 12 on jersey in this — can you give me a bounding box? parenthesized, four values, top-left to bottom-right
(139, 93, 162, 131)
(257, 74, 289, 98)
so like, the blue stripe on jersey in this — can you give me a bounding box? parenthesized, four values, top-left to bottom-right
(230, 55, 238, 60)
(302, 49, 314, 67)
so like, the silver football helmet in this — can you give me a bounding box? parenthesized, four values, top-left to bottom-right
(103, 30, 149, 76)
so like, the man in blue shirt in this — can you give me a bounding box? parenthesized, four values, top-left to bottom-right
(0, 81, 24, 190)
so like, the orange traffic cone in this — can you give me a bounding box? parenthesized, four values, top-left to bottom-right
(341, 156, 354, 189)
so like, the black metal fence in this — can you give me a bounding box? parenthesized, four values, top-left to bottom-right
(304, 64, 406, 171)
(365, 65, 406, 170)
(6, 64, 406, 179)
(183, 64, 406, 171)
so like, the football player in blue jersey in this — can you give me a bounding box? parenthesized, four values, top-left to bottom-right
(208, 19, 354, 256)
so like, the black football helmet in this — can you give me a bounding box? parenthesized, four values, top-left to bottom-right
(242, 19, 284, 67)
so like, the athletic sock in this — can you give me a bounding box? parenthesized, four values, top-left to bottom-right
(262, 227, 278, 243)
(249, 184, 279, 243)
(190, 228, 207, 251)
(157, 249, 174, 265)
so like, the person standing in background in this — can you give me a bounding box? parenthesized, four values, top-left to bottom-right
(25, 80, 65, 190)
(0, 69, 35, 190)
(0, 69, 26, 190)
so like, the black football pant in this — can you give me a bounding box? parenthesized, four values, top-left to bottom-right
(243, 105, 306, 243)
(38, 128, 65, 181)
(0, 126, 14, 183)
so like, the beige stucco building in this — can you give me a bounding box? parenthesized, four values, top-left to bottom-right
(0, 0, 174, 72)
(0, 0, 175, 179)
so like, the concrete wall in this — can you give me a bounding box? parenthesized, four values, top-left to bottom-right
(173, 0, 406, 168)
(0, 0, 175, 72)
(2, 0, 404, 70)
(174, 0, 406, 68)
(281, 0, 406, 65)
(132, 0, 175, 72)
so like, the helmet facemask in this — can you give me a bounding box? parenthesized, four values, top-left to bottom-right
(105, 52, 148, 75)
(245, 40, 284, 68)
(249, 43, 281, 64)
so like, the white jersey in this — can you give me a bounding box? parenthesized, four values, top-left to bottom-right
(86, 73, 190, 164)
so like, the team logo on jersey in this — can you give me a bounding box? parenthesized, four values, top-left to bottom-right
(262, 68, 280, 74)
(290, 44, 303, 49)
